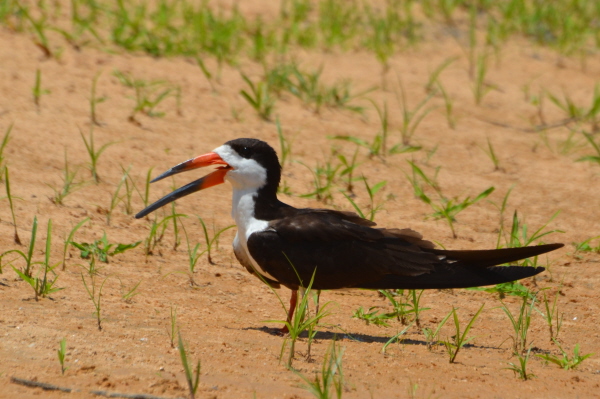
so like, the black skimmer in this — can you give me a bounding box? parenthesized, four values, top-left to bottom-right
(135, 138, 563, 331)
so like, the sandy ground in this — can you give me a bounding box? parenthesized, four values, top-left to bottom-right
(1, 3, 600, 398)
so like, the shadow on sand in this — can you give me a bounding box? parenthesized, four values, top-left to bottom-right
(240, 325, 504, 351)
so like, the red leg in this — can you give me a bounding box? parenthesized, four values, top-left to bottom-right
(280, 289, 297, 334)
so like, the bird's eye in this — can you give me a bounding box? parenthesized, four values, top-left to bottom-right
(238, 146, 251, 158)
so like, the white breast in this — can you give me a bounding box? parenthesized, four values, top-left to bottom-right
(230, 188, 277, 281)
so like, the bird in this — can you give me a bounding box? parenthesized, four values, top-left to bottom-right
(135, 138, 563, 332)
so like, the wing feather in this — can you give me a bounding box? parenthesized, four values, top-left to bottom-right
(246, 211, 438, 290)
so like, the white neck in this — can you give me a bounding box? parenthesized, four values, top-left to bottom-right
(231, 187, 259, 228)
(231, 187, 270, 244)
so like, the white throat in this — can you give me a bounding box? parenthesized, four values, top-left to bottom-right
(231, 187, 263, 230)
(230, 186, 272, 279)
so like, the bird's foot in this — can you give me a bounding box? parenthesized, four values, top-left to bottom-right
(277, 326, 289, 336)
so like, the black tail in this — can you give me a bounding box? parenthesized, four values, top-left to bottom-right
(358, 243, 562, 290)
(431, 243, 563, 268)
(358, 265, 544, 289)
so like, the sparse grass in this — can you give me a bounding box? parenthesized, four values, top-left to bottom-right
(364, 2, 418, 88)
(371, 100, 389, 155)
(121, 166, 137, 216)
(196, 57, 217, 92)
(331, 99, 421, 159)
(276, 120, 294, 194)
(381, 322, 414, 354)
(480, 137, 501, 172)
(81, 253, 101, 277)
(143, 214, 174, 258)
(32, 68, 50, 110)
(284, 64, 331, 113)
(62, 217, 89, 271)
(335, 146, 360, 194)
(129, 166, 155, 211)
(537, 340, 594, 370)
(406, 161, 494, 238)
(379, 289, 411, 325)
(341, 176, 387, 222)
(423, 311, 452, 351)
(81, 273, 109, 331)
(178, 332, 201, 399)
(290, 65, 367, 113)
(5, 0, 600, 67)
(352, 306, 394, 328)
(265, 61, 370, 114)
(167, 306, 179, 349)
(396, 82, 436, 147)
(89, 72, 106, 126)
(407, 289, 429, 328)
(468, 280, 533, 300)
(197, 217, 235, 265)
(57, 338, 68, 375)
(12, 219, 63, 301)
(119, 279, 141, 303)
(405, 160, 440, 200)
(266, 272, 333, 368)
(538, 128, 584, 156)
(3, 167, 22, 244)
(0, 123, 13, 181)
(57, 0, 104, 52)
(432, 186, 496, 239)
(500, 294, 536, 355)
(472, 53, 497, 105)
(573, 235, 600, 253)
(330, 135, 384, 160)
(503, 210, 563, 265)
(577, 131, 600, 166)
(48, 151, 86, 205)
(538, 288, 564, 343)
(106, 166, 130, 225)
(425, 56, 457, 94)
(354, 289, 427, 328)
(70, 232, 140, 263)
(240, 73, 275, 121)
(547, 88, 600, 130)
(179, 217, 205, 286)
(299, 158, 340, 204)
(80, 126, 115, 183)
(141, 167, 154, 208)
(436, 81, 456, 129)
(15, 2, 54, 57)
(170, 203, 181, 251)
(113, 70, 177, 121)
(276, 117, 292, 166)
(280, 285, 333, 368)
(505, 345, 535, 380)
(1, 216, 37, 277)
(295, 338, 345, 398)
(111, 0, 246, 64)
(441, 304, 485, 364)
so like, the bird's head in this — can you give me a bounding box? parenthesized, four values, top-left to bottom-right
(135, 138, 280, 219)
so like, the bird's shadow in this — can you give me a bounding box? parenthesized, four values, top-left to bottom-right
(240, 325, 502, 351)
(242, 325, 412, 344)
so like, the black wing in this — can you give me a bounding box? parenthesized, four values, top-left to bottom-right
(247, 210, 442, 290)
(246, 209, 563, 290)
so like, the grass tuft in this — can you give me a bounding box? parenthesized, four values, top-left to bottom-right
(441, 304, 485, 363)
(295, 337, 345, 398)
(537, 340, 593, 370)
(178, 332, 201, 399)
